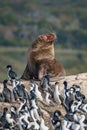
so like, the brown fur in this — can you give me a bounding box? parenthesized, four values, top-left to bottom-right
(21, 33, 66, 80)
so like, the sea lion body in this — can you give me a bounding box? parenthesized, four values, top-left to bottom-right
(21, 33, 66, 80)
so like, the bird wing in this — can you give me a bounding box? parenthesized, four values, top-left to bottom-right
(9, 70, 17, 79)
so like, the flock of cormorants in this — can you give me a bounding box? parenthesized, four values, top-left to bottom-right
(0, 65, 87, 130)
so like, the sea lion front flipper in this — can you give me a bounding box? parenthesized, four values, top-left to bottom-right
(38, 63, 48, 80)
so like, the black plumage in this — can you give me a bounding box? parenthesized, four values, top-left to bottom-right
(62, 81, 75, 112)
(13, 83, 29, 102)
(0, 93, 4, 102)
(7, 65, 17, 81)
(0, 107, 11, 130)
(10, 106, 18, 122)
(51, 110, 62, 130)
(2, 80, 12, 103)
(40, 72, 50, 89)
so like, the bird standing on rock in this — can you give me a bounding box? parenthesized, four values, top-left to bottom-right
(2, 79, 12, 103)
(6, 65, 17, 82)
(62, 81, 75, 112)
(79, 114, 87, 130)
(33, 82, 43, 101)
(18, 111, 30, 130)
(10, 106, 18, 123)
(6, 109, 16, 128)
(79, 102, 87, 114)
(40, 72, 52, 92)
(54, 82, 62, 105)
(45, 91, 55, 106)
(12, 79, 29, 101)
(17, 99, 27, 114)
(63, 81, 69, 98)
(0, 107, 12, 130)
(51, 110, 62, 130)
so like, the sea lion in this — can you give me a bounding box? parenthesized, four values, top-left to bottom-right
(21, 33, 66, 80)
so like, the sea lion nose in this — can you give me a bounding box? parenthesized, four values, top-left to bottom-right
(43, 33, 56, 41)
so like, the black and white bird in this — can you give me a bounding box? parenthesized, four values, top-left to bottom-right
(33, 82, 43, 101)
(30, 95, 38, 110)
(63, 81, 68, 92)
(79, 100, 87, 114)
(6, 109, 16, 128)
(40, 73, 52, 93)
(63, 81, 73, 99)
(2, 80, 12, 103)
(0, 107, 12, 130)
(54, 82, 63, 105)
(29, 89, 42, 121)
(10, 106, 18, 122)
(75, 90, 85, 102)
(29, 88, 36, 101)
(79, 114, 87, 130)
(45, 91, 55, 106)
(62, 82, 75, 112)
(73, 85, 81, 92)
(51, 116, 61, 130)
(6, 65, 17, 82)
(17, 99, 27, 114)
(18, 102, 40, 130)
(18, 111, 30, 130)
(72, 84, 84, 101)
(17, 99, 31, 130)
(63, 81, 71, 98)
(70, 100, 82, 113)
(40, 71, 50, 87)
(51, 110, 62, 130)
(61, 119, 70, 130)
(12, 79, 29, 101)
(64, 110, 79, 126)
(30, 106, 40, 122)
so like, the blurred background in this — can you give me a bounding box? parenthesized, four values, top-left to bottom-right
(0, 0, 87, 81)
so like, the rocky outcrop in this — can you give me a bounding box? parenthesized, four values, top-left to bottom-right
(0, 72, 87, 129)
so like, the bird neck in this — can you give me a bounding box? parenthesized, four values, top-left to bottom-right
(3, 110, 7, 117)
(55, 85, 60, 94)
(34, 85, 37, 92)
(64, 84, 68, 93)
(3, 83, 7, 88)
(46, 93, 49, 98)
(12, 80, 16, 88)
(8, 68, 12, 71)
(55, 85, 58, 90)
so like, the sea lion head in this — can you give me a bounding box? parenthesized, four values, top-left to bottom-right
(32, 33, 57, 48)
(39, 33, 57, 42)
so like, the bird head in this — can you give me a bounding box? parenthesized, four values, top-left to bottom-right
(10, 106, 17, 113)
(54, 110, 62, 117)
(3, 107, 8, 112)
(3, 79, 8, 84)
(63, 81, 67, 88)
(55, 82, 59, 85)
(6, 65, 12, 70)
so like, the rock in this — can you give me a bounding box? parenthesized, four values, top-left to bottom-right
(0, 72, 87, 129)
